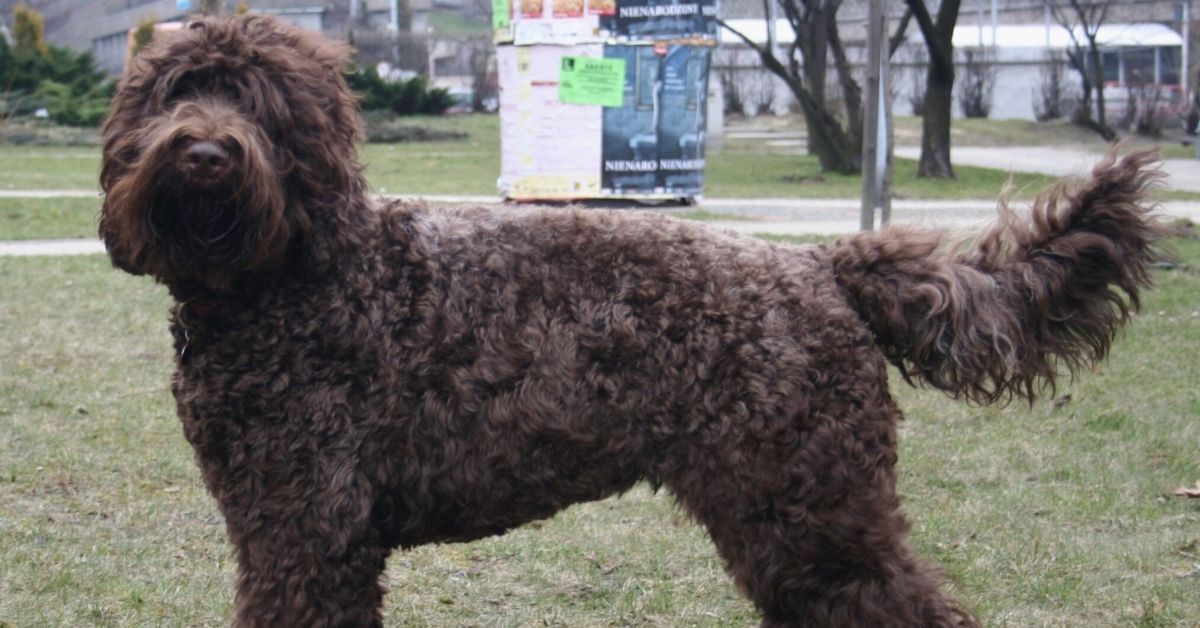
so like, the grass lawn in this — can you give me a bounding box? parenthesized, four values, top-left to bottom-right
(0, 148, 104, 191)
(6, 113, 1197, 206)
(0, 197, 101, 240)
(1, 236, 1198, 626)
(705, 149, 1060, 200)
(2, 114, 1197, 240)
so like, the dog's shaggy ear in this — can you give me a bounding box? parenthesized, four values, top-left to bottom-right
(229, 14, 364, 147)
(220, 15, 371, 270)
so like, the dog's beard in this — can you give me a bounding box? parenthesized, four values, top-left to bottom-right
(148, 183, 252, 279)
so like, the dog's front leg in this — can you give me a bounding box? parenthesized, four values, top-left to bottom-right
(228, 516, 388, 628)
(203, 450, 390, 628)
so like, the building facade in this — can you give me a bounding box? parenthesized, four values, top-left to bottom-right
(715, 0, 1196, 122)
(0, 0, 447, 75)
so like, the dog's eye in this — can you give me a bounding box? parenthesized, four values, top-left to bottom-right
(168, 71, 237, 105)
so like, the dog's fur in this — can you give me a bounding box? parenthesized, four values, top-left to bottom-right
(100, 15, 1163, 627)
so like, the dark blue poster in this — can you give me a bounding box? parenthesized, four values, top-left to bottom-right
(599, 0, 718, 41)
(601, 44, 710, 197)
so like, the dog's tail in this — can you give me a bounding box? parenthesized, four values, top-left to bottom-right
(830, 149, 1164, 404)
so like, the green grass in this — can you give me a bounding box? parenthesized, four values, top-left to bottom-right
(0, 197, 101, 239)
(427, 10, 491, 36)
(0, 147, 101, 191)
(893, 115, 1104, 148)
(361, 117, 499, 195)
(1, 114, 1197, 241)
(1160, 143, 1196, 160)
(1, 239, 1198, 625)
(705, 149, 1060, 200)
(0, 114, 1130, 201)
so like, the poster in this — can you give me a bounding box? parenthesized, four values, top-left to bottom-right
(510, 0, 602, 45)
(498, 45, 604, 200)
(600, 44, 710, 196)
(503, 0, 718, 51)
(588, 0, 616, 15)
(559, 55, 626, 107)
(493, 0, 514, 42)
(599, 0, 718, 41)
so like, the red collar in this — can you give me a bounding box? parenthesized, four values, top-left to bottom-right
(183, 300, 229, 321)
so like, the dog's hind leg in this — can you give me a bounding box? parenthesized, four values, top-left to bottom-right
(668, 400, 977, 628)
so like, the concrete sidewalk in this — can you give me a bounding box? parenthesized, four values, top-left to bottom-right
(0, 238, 106, 256)
(4, 194, 1198, 256)
(894, 146, 1200, 192)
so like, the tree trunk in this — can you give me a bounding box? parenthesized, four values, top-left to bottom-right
(1053, 1, 1117, 141)
(719, 0, 862, 174)
(905, 0, 960, 179)
(1087, 37, 1116, 139)
(919, 62, 954, 178)
(788, 77, 859, 173)
(795, 3, 832, 158)
(829, 24, 863, 155)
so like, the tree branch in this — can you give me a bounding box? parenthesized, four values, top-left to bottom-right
(903, 0, 953, 70)
(718, 18, 796, 90)
(888, 8, 913, 60)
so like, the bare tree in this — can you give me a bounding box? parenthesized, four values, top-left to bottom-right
(1053, 0, 1117, 140)
(1123, 66, 1170, 137)
(721, 0, 862, 173)
(1188, 89, 1199, 136)
(464, 36, 496, 112)
(720, 69, 778, 116)
(1033, 51, 1076, 121)
(903, 0, 962, 179)
(956, 48, 995, 118)
(905, 47, 928, 116)
(196, 0, 223, 15)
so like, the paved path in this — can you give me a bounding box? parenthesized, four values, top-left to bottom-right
(4, 193, 1198, 256)
(0, 238, 106, 256)
(0, 189, 99, 198)
(895, 146, 1200, 192)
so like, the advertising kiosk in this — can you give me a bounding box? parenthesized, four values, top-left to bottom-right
(494, 0, 718, 202)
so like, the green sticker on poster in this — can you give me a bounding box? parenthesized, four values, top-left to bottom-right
(492, 0, 510, 29)
(558, 56, 626, 108)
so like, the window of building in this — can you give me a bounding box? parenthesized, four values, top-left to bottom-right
(1158, 47, 1179, 85)
(1122, 48, 1155, 85)
(1100, 51, 1120, 83)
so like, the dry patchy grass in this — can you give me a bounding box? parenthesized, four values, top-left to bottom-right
(1, 235, 1197, 627)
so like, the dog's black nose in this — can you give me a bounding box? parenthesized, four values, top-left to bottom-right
(183, 141, 230, 179)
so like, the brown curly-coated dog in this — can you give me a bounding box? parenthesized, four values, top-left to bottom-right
(100, 15, 1162, 628)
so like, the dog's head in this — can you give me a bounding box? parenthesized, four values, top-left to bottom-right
(100, 15, 368, 291)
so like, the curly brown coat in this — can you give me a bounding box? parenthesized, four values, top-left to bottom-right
(99, 15, 1163, 628)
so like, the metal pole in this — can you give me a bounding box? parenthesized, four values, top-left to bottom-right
(767, 0, 777, 54)
(1183, 0, 1191, 106)
(1045, 0, 1052, 48)
(880, 5, 893, 226)
(977, 0, 984, 47)
(991, 0, 998, 47)
(390, 0, 400, 31)
(860, 0, 884, 231)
